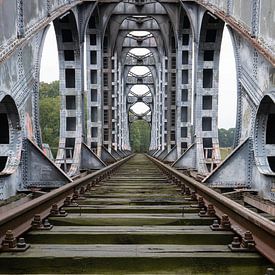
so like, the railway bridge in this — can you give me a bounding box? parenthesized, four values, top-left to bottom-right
(0, 0, 274, 273)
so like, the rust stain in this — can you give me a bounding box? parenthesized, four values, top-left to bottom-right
(193, 0, 275, 66)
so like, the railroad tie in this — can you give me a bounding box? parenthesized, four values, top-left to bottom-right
(0, 154, 272, 274)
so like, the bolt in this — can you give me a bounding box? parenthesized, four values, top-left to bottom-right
(4, 230, 15, 241)
(244, 231, 253, 241)
(31, 214, 43, 229)
(207, 204, 216, 216)
(198, 197, 205, 208)
(211, 219, 220, 229)
(85, 184, 91, 192)
(64, 196, 71, 206)
(79, 186, 85, 195)
(2, 230, 17, 249)
(43, 219, 52, 228)
(72, 190, 79, 200)
(247, 242, 256, 250)
(220, 214, 231, 230)
(91, 180, 96, 186)
(17, 238, 27, 248)
(50, 204, 59, 215)
(191, 192, 197, 201)
(199, 209, 206, 215)
(59, 208, 67, 216)
(185, 187, 191, 196)
(231, 236, 241, 248)
(241, 231, 255, 250)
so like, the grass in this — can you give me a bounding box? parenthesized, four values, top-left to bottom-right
(220, 147, 232, 161)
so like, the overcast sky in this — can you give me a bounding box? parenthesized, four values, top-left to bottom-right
(40, 24, 237, 129)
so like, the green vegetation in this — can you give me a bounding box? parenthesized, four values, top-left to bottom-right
(38, 81, 235, 157)
(39, 82, 151, 154)
(220, 147, 232, 160)
(130, 120, 151, 153)
(39, 81, 60, 155)
(218, 128, 235, 160)
(218, 128, 235, 147)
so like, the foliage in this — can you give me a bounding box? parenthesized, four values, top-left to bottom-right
(38, 81, 234, 156)
(39, 81, 60, 156)
(130, 120, 151, 153)
(220, 147, 232, 160)
(40, 81, 59, 97)
(218, 128, 235, 147)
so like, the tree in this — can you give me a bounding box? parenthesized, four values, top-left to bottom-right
(39, 82, 234, 154)
(40, 81, 59, 97)
(218, 128, 235, 147)
(130, 120, 151, 152)
(39, 81, 60, 156)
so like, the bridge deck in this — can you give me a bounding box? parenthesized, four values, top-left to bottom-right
(0, 154, 271, 274)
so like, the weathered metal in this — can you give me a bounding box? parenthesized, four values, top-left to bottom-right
(0, 155, 132, 246)
(0, 0, 274, 206)
(0, 153, 271, 274)
(189, 0, 275, 66)
(147, 154, 275, 264)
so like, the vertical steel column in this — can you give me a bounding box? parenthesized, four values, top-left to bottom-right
(85, 14, 102, 156)
(176, 13, 193, 158)
(54, 12, 82, 176)
(161, 56, 166, 151)
(117, 61, 123, 150)
(194, 13, 224, 174)
(113, 52, 119, 151)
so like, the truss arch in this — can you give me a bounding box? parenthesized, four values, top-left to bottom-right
(254, 92, 275, 175)
(0, 94, 22, 175)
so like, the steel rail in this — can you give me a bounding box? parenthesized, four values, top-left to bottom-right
(147, 155, 275, 264)
(0, 154, 133, 246)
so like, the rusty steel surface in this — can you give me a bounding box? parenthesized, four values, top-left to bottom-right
(0, 155, 133, 246)
(0, 1, 83, 65)
(189, 0, 275, 67)
(147, 155, 275, 264)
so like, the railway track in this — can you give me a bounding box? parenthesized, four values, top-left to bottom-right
(0, 154, 274, 274)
